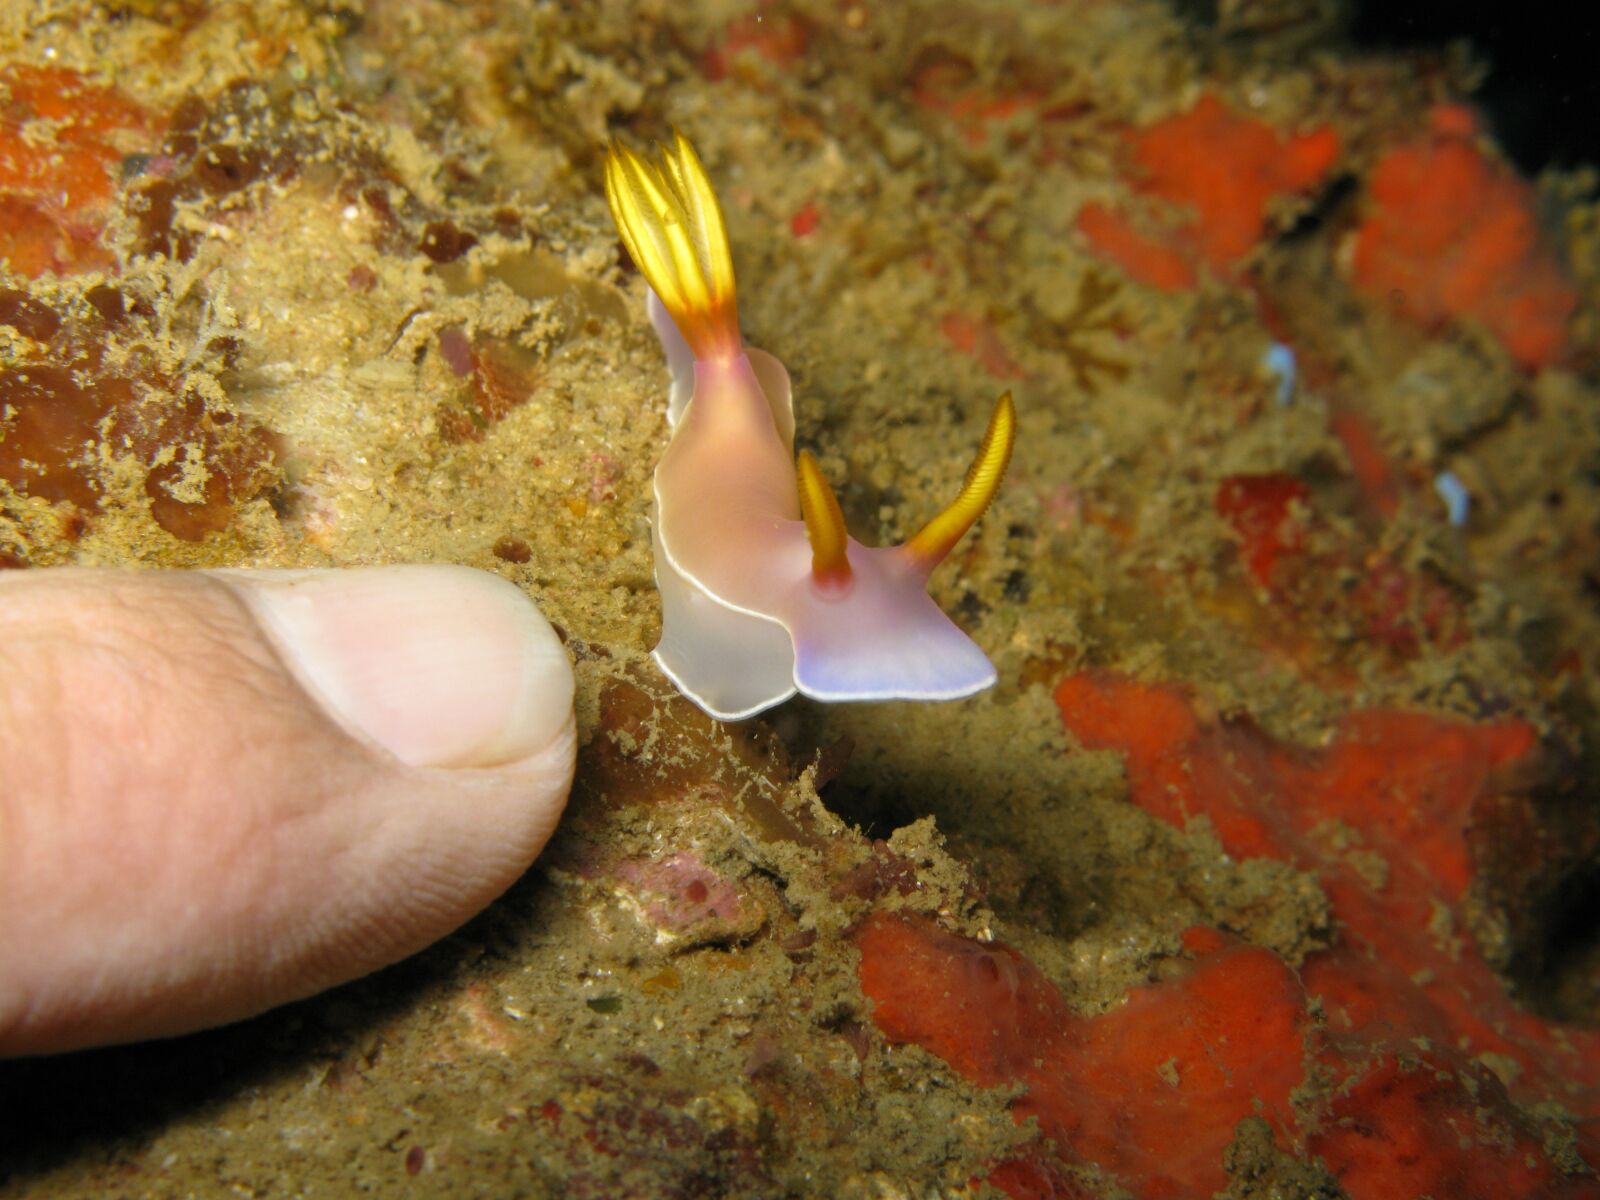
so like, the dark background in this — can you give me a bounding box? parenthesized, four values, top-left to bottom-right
(1348, 0, 1600, 171)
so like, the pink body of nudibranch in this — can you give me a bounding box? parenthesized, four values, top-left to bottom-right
(606, 134, 1014, 720)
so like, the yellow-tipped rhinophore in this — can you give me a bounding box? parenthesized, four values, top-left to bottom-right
(902, 391, 1016, 572)
(604, 132, 741, 362)
(797, 449, 853, 590)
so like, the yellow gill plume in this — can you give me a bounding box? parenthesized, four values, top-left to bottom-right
(796, 449, 853, 591)
(604, 132, 741, 362)
(902, 391, 1017, 573)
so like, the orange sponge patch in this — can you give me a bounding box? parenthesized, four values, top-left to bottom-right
(1051, 671, 1600, 1197)
(1351, 114, 1577, 369)
(1130, 94, 1339, 269)
(1073, 201, 1196, 292)
(1077, 94, 1339, 287)
(855, 912, 1308, 1199)
(0, 64, 156, 277)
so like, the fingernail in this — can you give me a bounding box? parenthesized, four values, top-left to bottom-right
(215, 566, 574, 769)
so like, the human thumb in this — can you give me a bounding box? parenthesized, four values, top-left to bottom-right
(0, 565, 576, 1056)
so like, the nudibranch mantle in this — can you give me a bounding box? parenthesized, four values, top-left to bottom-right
(606, 133, 1014, 720)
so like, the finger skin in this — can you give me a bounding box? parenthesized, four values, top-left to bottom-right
(0, 569, 575, 1056)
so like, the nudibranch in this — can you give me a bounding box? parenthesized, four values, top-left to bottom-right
(604, 133, 1015, 720)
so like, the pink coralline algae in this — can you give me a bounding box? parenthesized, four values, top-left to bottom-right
(612, 852, 765, 945)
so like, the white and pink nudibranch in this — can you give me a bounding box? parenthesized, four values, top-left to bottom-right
(605, 133, 1015, 720)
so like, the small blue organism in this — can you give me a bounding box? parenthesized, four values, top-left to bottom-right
(1434, 470, 1470, 526)
(1261, 342, 1296, 406)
